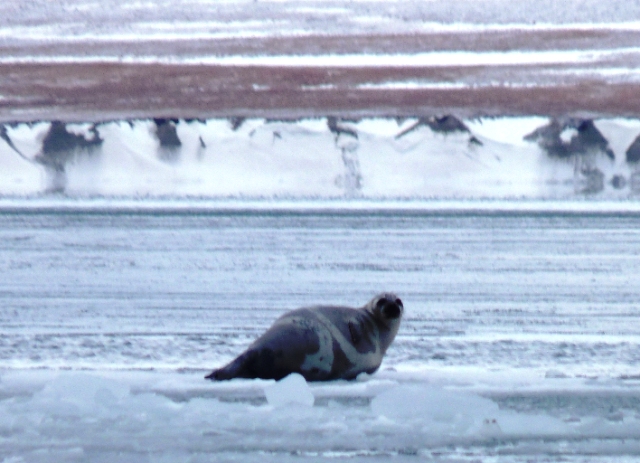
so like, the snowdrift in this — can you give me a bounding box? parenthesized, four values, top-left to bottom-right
(2, 116, 640, 199)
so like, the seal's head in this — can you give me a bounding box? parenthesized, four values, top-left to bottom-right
(365, 293, 404, 350)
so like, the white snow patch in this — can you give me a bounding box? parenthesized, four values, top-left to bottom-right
(466, 117, 549, 147)
(0, 48, 629, 66)
(0, 128, 46, 194)
(595, 118, 640, 165)
(4, 123, 50, 161)
(560, 127, 579, 143)
(0, 151, 44, 195)
(358, 81, 471, 90)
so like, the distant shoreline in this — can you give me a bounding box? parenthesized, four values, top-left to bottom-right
(2, 24, 640, 122)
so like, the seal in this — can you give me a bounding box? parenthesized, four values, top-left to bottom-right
(205, 293, 403, 382)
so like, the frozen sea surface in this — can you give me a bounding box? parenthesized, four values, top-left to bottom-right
(1, 201, 640, 462)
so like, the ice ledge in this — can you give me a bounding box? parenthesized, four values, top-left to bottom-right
(2, 198, 640, 215)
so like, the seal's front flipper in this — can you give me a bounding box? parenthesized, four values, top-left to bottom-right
(348, 321, 361, 345)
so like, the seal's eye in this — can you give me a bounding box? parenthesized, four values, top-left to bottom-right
(382, 302, 401, 320)
(376, 298, 388, 309)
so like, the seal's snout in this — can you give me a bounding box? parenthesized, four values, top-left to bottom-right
(383, 301, 402, 319)
(377, 296, 403, 320)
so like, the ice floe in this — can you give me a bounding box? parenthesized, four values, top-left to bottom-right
(2, 371, 640, 461)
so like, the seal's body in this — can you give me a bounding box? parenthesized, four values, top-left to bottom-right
(206, 293, 403, 382)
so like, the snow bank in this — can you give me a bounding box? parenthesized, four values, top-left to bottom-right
(2, 116, 639, 199)
(2, 371, 640, 461)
